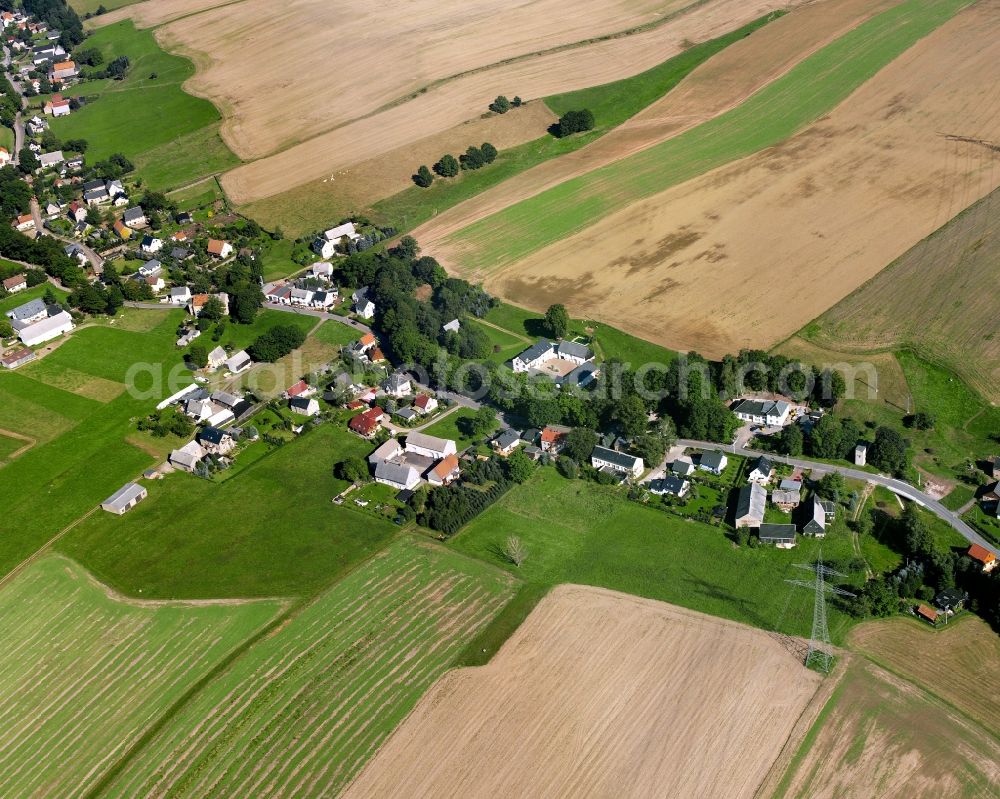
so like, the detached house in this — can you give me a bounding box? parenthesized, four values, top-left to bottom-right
(14, 214, 35, 232)
(352, 287, 375, 319)
(427, 453, 461, 486)
(591, 446, 644, 479)
(196, 426, 236, 455)
(382, 372, 412, 398)
(747, 456, 774, 484)
(350, 406, 386, 438)
(967, 543, 997, 573)
(289, 397, 320, 417)
(698, 450, 728, 475)
(492, 428, 522, 456)
(122, 206, 146, 228)
(140, 235, 163, 255)
(412, 393, 437, 415)
(731, 398, 792, 427)
(312, 221, 361, 258)
(800, 495, 827, 537)
(2, 274, 27, 294)
(207, 239, 233, 259)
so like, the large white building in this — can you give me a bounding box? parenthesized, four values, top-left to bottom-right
(312, 221, 362, 259)
(730, 398, 792, 427)
(15, 310, 74, 346)
(590, 445, 644, 479)
(404, 432, 457, 461)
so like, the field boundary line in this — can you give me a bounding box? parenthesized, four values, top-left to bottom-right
(754, 654, 849, 799)
(0, 506, 99, 593)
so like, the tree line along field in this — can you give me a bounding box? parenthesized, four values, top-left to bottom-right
(49, 20, 238, 190)
(0, 554, 283, 799)
(95, 537, 515, 799)
(796, 184, 1000, 403)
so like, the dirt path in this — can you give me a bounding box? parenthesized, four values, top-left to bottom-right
(474, 317, 531, 343)
(414, 0, 898, 252)
(0, 427, 36, 462)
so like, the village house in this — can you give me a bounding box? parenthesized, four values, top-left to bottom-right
(731, 398, 792, 427)
(207, 239, 233, 259)
(141, 235, 163, 255)
(591, 445, 644, 479)
(671, 458, 695, 478)
(12, 309, 75, 347)
(747, 455, 774, 484)
(349, 406, 387, 438)
(382, 372, 412, 398)
(698, 450, 728, 475)
(43, 97, 70, 116)
(187, 292, 230, 318)
(122, 206, 146, 228)
(169, 440, 206, 472)
(512, 339, 594, 372)
(771, 488, 801, 511)
(284, 379, 315, 400)
(309, 262, 334, 281)
(540, 426, 566, 453)
(49, 59, 77, 82)
(412, 393, 437, 415)
(312, 221, 361, 259)
(7, 298, 50, 326)
(967, 543, 997, 573)
(224, 350, 252, 374)
(290, 396, 320, 417)
(0, 146, 10, 167)
(64, 243, 87, 264)
(735, 482, 766, 528)
(206, 345, 228, 370)
(2, 274, 27, 293)
(427, 453, 461, 486)
(394, 406, 418, 423)
(934, 588, 968, 617)
(375, 460, 421, 491)
(113, 219, 131, 240)
(144, 274, 165, 293)
(352, 287, 375, 319)
(36, 150, 64, 172)
(492, 428, 522, 456)
(758, 523, 797, 549)
(138, 260, 162, 277)
(14, 213, 35, 232)
(196, 426, 236, 456)
(649, 475, 690, 498)
(801, 495, 827, 537)
(405, 432, 457, 461)
(100, 482, 147, 515)
(168, 286, 192, 305)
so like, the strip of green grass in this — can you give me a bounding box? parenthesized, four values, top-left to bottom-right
(448, 0, 971, 271)
(420, 406, 496, 450)
(50, 21, 239, 189)
(363, 13, 782, 234)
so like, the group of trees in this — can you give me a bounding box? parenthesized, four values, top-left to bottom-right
(23, 0, 84, 46)
(0, 73, 20, 135)
(137, 408, 193, 439)
(554, 109, 595, 137)
(488, 95, 522, 114)
(247, 324, 306, 362)
(771, 412, 909, 475)
(417, 143, 498, 187)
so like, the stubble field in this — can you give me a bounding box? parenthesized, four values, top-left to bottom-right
(343, 584, 822, 799)
(434, 0, 999, 358)
(0, 555, 282, 799)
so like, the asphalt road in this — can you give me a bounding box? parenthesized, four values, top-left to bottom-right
(677, 438, 998, 557)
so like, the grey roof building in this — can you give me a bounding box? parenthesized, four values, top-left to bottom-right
(100, 482, 147, 515)
(801, 495, 827, 536)
(758, 523, 797, 547)
(735, 483, 766, 527)
(6, 298, 48, 322)
(557, 340, 593, 361)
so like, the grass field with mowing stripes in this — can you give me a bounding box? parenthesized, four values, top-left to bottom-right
(97, 537, 514, 799)
(447, 0, 970, 272)
(0, 555, 281, 799)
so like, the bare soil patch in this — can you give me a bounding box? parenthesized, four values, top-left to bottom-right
(216, 0, 801, 202)
(415, 0, 899, 247)
(474, 1, 1000, 359)
(342, 584, 821, 799)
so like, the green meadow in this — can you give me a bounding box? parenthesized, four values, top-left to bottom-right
(448, 0, 971, 271)
(51, 21, 238, 189)
(449, 467, 865, 644)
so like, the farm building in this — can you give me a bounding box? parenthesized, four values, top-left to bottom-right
(15, 310, 74, 347)
(169, 441, 206, 472)
(427, 453, 461, 486)
(368, 438, 402, 465)
(405, 432, 457, 461)
(735, 483, 766, 528)
(225, 350, 252, 374)
(758, 523, 797, 548)
(591, 446, 643, 479)
(771, 488, 801, 510)
(2, 274, 26, 293)
(1, 348, 36, 369)
(916, 604, 939, 625)
(375, 460, 420, 491)
(100, 482, 147, 515)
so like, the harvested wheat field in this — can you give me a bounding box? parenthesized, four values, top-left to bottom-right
(800, 185, 1000, 402)
(460, 0, 1000, 359)
(342, 584, 822, 799)
(775, 658, 1000, 799)
(848, 615, 1000, 736)
(88, 0, 233, 30)
(217, 0, 801, 201)
(414, 0, 900, 248)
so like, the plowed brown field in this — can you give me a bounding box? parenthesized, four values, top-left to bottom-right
(469, 0, 1000, 358)
(342, 585, 822, 799)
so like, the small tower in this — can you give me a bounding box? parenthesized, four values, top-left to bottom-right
(854, 442, 867, 467)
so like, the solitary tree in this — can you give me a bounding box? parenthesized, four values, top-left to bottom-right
(512, 96, 523, 107)
(555, 108, 595, 137)
(413, 165, 434, 188)
(544, 303, 569, 338)
(489, 95, 511, 114)
(502, 535, 527, 566)
(480, 142, 497, 164)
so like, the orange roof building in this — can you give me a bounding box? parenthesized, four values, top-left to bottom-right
(967, 543, 997, 572)
(429, 453, 460, 485)
(916, 604, 938, 624)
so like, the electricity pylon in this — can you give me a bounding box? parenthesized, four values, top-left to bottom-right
(785, 552, 855, 673)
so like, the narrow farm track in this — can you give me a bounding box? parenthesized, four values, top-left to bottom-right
(98, 538, 515, 799)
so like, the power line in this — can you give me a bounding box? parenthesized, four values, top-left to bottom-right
(785, 550, 855, 673)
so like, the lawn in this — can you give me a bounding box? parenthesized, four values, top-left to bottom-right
(212, 308, 317, 353)
(0, 431, 26, 460)
(312, 318, 362, 347)
(0, 124, 13, 151)
(0, 553, 282, 799)
(71, 0, 140, 14)
(0, 313, 188, 576)
(98, 537, 515, 799)
(450, 467, 865, 644)
(49, 21, 239, 190)
(58, 423, 398, 598)
(289, 14, 784, 238)
(421, 406, 497, 450)
(468, 317, 526, 364)
(167, 176, 225, 211)
(447, 0, 971, 271)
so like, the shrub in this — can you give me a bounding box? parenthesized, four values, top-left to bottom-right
(489, 95, 511, 114)
(413, 164, 434, 188)
(555, 108, 595, 137)
(433, 154, 459, 177)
